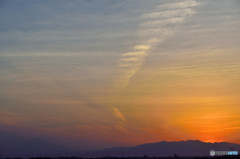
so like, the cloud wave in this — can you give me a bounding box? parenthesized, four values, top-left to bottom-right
(116, 0, 201, 90)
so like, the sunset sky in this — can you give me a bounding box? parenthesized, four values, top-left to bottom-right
(0, 0, 240, 151)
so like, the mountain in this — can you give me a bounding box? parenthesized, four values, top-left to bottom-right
(1, 131, 240, 158)
(80, 140, 240, 157)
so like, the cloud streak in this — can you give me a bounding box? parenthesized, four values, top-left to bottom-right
(116, 0, 202, 90)
(112, 107, 126, 123)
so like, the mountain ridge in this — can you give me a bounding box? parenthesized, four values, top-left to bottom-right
(80, 140, 240, 157)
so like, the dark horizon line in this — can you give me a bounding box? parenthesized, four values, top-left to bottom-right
(106, 140, 240, 149)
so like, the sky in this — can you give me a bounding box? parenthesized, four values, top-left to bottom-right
(0, 0, 240, 153)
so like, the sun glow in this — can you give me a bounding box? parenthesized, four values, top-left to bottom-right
(203, 139, 220, 143)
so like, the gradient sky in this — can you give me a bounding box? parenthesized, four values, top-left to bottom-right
(0, 0, 240, 151)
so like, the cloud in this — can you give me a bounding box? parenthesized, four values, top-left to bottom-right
(122, 51, 146, 57)
(157, 0, 201, 10)
(134, 45, 151, 50)
(115, 0, 201, 90)
(141, 17, 185, 27)
(116, 45, 150, 89)
(121, 57, 141, 62)
(142, 8, 195, 19)
(112, 107, 126, 122)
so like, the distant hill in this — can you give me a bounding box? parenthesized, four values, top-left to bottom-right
(1, 131, 239, 158)
(81, 140, 240, 157)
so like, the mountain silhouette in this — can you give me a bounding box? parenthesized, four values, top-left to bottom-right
(81, 140, 240, 157)
(1, 132, 240, 158)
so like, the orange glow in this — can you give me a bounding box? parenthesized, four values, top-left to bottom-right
(203, 139, 219, 143)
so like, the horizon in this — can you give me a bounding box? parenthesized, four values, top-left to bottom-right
(1, 139, 240, 157)
(0, 0, 240, 157)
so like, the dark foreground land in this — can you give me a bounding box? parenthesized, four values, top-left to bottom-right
(2, 155, 240, 159)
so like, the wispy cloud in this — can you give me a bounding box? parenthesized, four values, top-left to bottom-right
(142, 8, 195, 19)
(116, 0, 202, 90)
(112, 107, 126, 123)
(157, 0, 201, 10)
